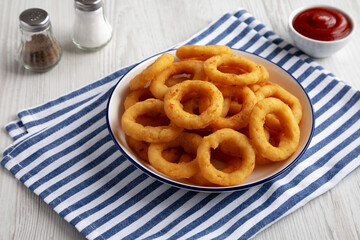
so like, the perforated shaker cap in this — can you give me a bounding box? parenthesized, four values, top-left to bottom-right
(19, 8, 50, 32)
(75, 0, 103, 11)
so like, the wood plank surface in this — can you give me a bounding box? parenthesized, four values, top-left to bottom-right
(0, 0, 359, 239)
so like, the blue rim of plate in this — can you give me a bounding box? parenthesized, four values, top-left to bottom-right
(106, 48, 315, 192)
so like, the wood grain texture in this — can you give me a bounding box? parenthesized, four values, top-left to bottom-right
(0, 0, 359, 239)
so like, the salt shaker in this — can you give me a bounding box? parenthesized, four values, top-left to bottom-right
(71, 0, 112, 50)
(18, 8, 62, 72)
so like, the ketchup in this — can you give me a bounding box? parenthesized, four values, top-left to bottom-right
(292, 7, 352, 41)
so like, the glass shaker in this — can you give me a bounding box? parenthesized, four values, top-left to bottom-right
(18, 8, 62, 72)
(71, 0, 112, 50)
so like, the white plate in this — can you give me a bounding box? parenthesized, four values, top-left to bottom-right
(106, 49, 314, 192)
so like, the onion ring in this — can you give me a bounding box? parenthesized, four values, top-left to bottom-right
(148, 132, 202, 178)
(181, 150, 243, 186)
(176, 44, 233, 61)
(255, 83, 303, 129)
(248, 81, 270, 92)
(121, 99, 183, 143)
(219, 129, 274, 165)
(150, 60, 205, 99)
(165, 76, 189, 87)
(164, 80, 224, 129)
(249, 97, 300, 161)
(179, 153, 215, 186)
(204, 54, 269, 85)
(126, 135, 149, 161)
(198, 96, 231, 117)
(127, 135, 185, 163)
(162, 147, 184, 163)
(124, 88, 154, 110)
(200, 85, 257, 130)
(129, 53, 174, 90)
(196, 128, 255, 186)
(254, 128, 282, 165)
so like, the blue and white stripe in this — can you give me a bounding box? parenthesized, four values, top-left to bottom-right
(2, 8, 359, 240)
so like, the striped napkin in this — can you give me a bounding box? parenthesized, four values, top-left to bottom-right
(2, 8, 360, 240)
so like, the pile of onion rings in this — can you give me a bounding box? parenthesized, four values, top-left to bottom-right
(121, 44, 302, 187)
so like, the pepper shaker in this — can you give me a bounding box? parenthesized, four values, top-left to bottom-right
(18, 8, 62, 72)
(71, 0, 112, 50)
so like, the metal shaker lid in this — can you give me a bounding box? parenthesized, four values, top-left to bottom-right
(75, 0, 103, 12)
(19, 8, 50, 32)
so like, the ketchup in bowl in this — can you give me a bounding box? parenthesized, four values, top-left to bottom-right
(292, 7, 352, 41)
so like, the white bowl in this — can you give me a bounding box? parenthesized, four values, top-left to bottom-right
(288, 5, 355, 58)
(106, 49, 314, 192)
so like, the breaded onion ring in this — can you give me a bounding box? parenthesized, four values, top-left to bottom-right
(218, 129, 273, 166)
(150, 60, 205, 99)
(204, 54, 269, 85)
(249, 98, 300, 161)
(164, 80, 224, 129)
(124, 88, 154, 110)
(196, 128, 255, 186)
(165, 76, 189, 87)
(176, 44, 233, 61)
(255, 83, 303, 128)
(200, 85, 257, 130)
(197, 96, 231, 117)
(126, 135, 149, 161)
(126, 135, 183, 163)
(121, 99, 183, 143)
(148, 132, 202, 178)
(178, 153, 214, 186)
(182, 150, 244, 186)
(129, 53, 174, 90)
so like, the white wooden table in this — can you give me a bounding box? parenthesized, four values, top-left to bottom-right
(1, 0, 359, 239)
